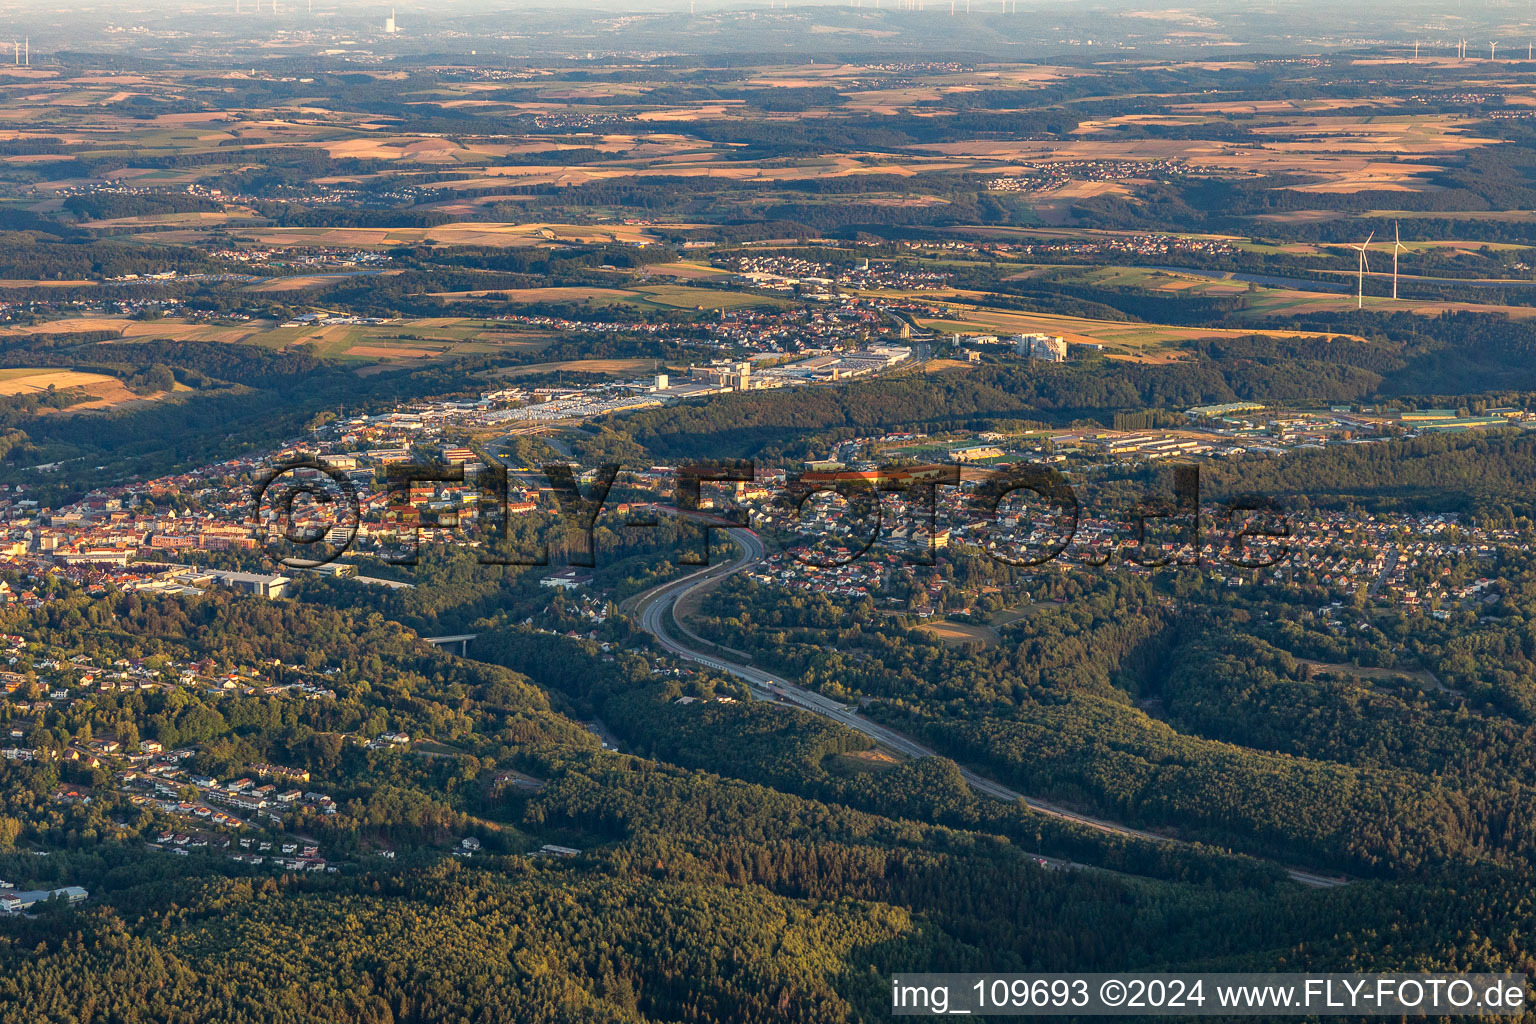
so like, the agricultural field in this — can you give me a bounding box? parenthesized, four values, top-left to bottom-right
(915, 618, 1001, 649)
(245, 270, 406, 293)
(498, 358, 658, 377)
(0, 367, 168, 410)
(258, 319, 555, 363)
(639, 261, 731, 281)
(915, 300, 1364, 359)
(429, 283, 785, 311)
(144, 223, 698, 248)
(0, 316, 555, 366)
(1024, 266, 1536, 320)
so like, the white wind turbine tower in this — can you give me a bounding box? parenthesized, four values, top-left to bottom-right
(1491, 41, 1498, 60)
(1392, 222, 1404, 300)
(1351, 231, 1375, 310)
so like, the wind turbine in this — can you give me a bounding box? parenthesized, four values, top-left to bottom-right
(1491, 41, 1498, 61)
(1351, 231, 1375, 310)
(1392, 222, 1404, 300)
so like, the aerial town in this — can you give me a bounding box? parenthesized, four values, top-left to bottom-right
(4, 4, 1536, 1017)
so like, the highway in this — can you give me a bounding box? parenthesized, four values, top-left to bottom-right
(625, 526, 1347, 889)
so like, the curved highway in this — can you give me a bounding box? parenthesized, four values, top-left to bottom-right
(624, 527, 1345, 889)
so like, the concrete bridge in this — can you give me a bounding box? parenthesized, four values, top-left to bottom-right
(423, 634, 479, 655)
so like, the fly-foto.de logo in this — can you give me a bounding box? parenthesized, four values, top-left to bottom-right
(249, 457, 1292, 572)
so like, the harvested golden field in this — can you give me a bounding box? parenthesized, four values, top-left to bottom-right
(416, 152, 994, 190)
(432, 286, 639, 303)
(500, 358, 656, 377)
(432, 282, 779, 310)
(154, 221, 694, 249)
(915, 299, 1366, 358)
(117, 322, 263, 344)
(345, 344, 439, 360)
(1169, 98, 1395, 114)
(917, 619, 1000, 649)
(0, 279, 95, 288)
(246, 270, 404, 293)
(1238, 287, 1536, 320)
(921, 358, 977, 374)
(1252, 210, 1349, 224)
(406, 317, 470, 329)
(642, 261, 728, 281)
(1074, 114, 1209, 134)
(1045, 180, 1136, 200)
(634, 103, 747, 121)
(916, 117, 1495, 192)
(1381, 209, 1536, 223)
(316, 136, 570, 162)
(0, 369, 115, 394)
(78, 211, 239, 229)
(0, 317, 130, 336)
(0, 315, 543, 368)
(151, 227, 397, 247)
(0, 369, 160, 410)
(66, 383, 169, 411)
